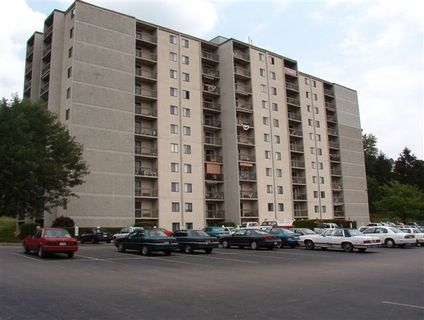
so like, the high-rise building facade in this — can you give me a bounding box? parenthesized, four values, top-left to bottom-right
(23, 1, 369, 229)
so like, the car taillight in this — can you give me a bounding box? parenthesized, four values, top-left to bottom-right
(363, 240, 371, 244)
(264, 236, 270, 241)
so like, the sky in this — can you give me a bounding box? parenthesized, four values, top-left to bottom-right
(1, 0, 423, 160)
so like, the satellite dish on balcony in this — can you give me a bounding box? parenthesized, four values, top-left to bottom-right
(242, 123, 250, 130)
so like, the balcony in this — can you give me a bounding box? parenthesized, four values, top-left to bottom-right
(324, 88, 334, 97)
(135, 104, 157, 118)
(205, 192, 224, 200)
(290, 143, 304, 153)
(135, 49, 157, 63)
(333, 197, 344, 204)
(294, 209, 308, 218)
(203, 101, 221, 111)
(202, 67, 219, 78)
(135, 209, 158, 219)
(331, 169, 342, 176)
(135, 167, 158, 177)
(204, 118, 221, 128)
(205, 155, 223, 163)
(329, 141, 339, 149)
(326, 102, 336, 111)
(293, 193, 307, 200)
(235, 83, 252, 95)
(284, 67, 298, 77)
(292, 176, 306, 185)
(42, 44, 52, 58)
(239, 172, 256, 181)
(328, 128, 338, 136)
(135, 86, 157, 99)
(239, 154, 255, 162)
(205, 173, 224, 181)
(135, 127, 157, 137)
(291, 160, 305, 168)
(135, 68, 157, 81)
(135, 188, 158, 197)
(234, 66, 251, 78)
(233, 50, 250, 62)
(240, 190, 257, 199)
(240, 209, 258, 218)
(236, 102, 253, 113)
(202, 50, 219, 62)
(289, 128, 303, 137)
(204, 136, 222, 146)
(135, 147, 157, 157)
(135, 31, 157, 45)
(332, 183, 343, 191)
(206, 210, 225, 219)
(286, 81, 299, 91)
(287, 96, 300, 106)
(236, 118, 254, 128)
(237, 135, 255, 145)
(203, 83, 220, 95)
(288, 112, 301, 122)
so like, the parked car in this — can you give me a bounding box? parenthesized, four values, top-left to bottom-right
(220, 228, 282, 250)
(173, 229, 219, 254)
(23, 227, 78, 258)
(399, 227, 424, 246)
(298, 228, 381, 252)
(293, 228, 316, 236)
(268, 228, 300, 248)
(115, 229, 178, 256)
(145, 227, 174, 237)
(113, 227, 144, 246)
(80, 227, 113, 244)
(239, 222, 260, 229)
(360, 226, 415, 248)
(202, 226, 231, 239)
(314, 222, 339, 234)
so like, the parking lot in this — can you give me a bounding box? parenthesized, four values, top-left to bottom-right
(1, 244, 423, 320)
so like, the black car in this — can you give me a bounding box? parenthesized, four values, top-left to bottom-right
(115, 229, 178, 256)
(173, 229, 220, 254)
(220, 228, 282, 250)
(80, 228, 113, 244)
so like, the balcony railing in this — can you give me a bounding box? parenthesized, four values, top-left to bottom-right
(240, 191, 257, 199)
(237, 135, 255, 145)
(205, 155, 223, 163)
(239, 173, 256, 181)
(203, 84, 220, 94)
(290, 144, 304, 153)
(284, 67, 298, 77)
(235, 84, 252, 94)
(202, 50, 219, 62)
(240, 209, 258, 218)
(326, 102, 336, 110)
(234, 67, 251, 77)
(233, 51, 250, 61)
(135, 209, 158, 219)
(239, 154, 255, 162)
(135, 87, 157, 98)
(330, 153, 340, 161)
(135, 167, 158, 177)
(204, 136, 222, 145)
(204, 119, 221, 127)
(135, 127, 157, 136)
(288, 112, 301, 121)
(286, 82, 299, 91)
(237, 118, 254, 127)
(206, 210, 225, 219)
(136, 31, 157, 44)
(205, 173, 224, 181)
(135, 188, 158, 197)
(294, 209, 308, 218)
(293, 193, 307, 200)
(205, 192, 224, 199)
(203, 67, 219, 78)
(203, 101, 221, 111)
(135, 147, 157, 156)
(135, 49, 157, 61)
(42, 44, 52, 57)
(135, 68, 157, 79)
(292, 177, 306, 184)
(289, 128, 303, 137)
(324, 88, 334, 96)
(291, 160, 305, 168)
(236, 103, 253, 112)
(287, 96, 300, 106)
(135, 104, 157, 117)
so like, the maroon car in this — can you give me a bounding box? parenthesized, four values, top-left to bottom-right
(23, 227, 78, 258)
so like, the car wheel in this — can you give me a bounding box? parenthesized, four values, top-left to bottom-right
(117, 244, 126, 253)
(250, 241, 258, 250)
(358, 248, 367, 253)
(385, 238, 395, 248)
(67, 252, 74, 258)
(222, 240, 230, 248)
(184, 245, 193, 254)
(204, 248, 213, 254)
(164, 250, 172, 256)
(304, 240, 314, 250)
(23, 243, 31, 254)
(342, 242, 354, 252)
(38, 246, 46, 258)
(141, 246, 150, 256)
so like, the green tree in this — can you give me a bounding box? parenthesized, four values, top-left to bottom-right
(393, 147, 424, 191)
(375, 181, 424, 223)
(0, 97, 89, 219)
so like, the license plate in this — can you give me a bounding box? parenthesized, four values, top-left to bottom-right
(59, 242, 67, 246)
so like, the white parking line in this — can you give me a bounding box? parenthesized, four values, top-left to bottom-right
(382, 301, 424, 310)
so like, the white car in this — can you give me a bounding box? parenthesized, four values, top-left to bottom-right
(399, 227, 424, 246)
(113, 227, 144, 246)
(298, 228, 381, 252)
(361, 226, 415, 248)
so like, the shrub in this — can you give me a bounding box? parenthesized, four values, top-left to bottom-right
(0, 216, 20, 243)
(18, 223, 40, 239)
(51, 215, 75, 227)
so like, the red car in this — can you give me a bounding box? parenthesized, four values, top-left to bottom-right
(23, 227, 78, 258)
(146, 227, 174, 237)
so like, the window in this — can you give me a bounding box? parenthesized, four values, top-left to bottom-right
(313, 80, 317, 87)
(183, 126, 191, 136)
(68, 47, 73, 58)
(278, 203, 284, 211)
(171, 143, 179, 153)
(262, 100, 268, 109)
(170, 69, 177, 79)
(270, 71, 276, 80)
(171, 182, 179, 192)
(309, 133, 315, 140)
(259, 52, 265, 61)
(272, 103, 278, 111)
(305, 78, 309, 85)
(316, 134, 321, 141)
(269, 56, 275, 64)
(274, 135, 280, 144)
(182, 108, 190, 118)
(313, 93, 318, 101)
(169, 34, 178, 44)
(170, 87, 178, 97)
(65, 108, 70, 120)
(170, 105, 178, 115)
(271, 87, 277, 95)
(277, 186, 283, 194)
(322, 205, 326, 213)
(266, 185, 273, 194)
(260, 68, 266, 77)
(319, 162, 324, 170)
(182, 55, 189, 64)
(314, 107, 319, 114)
(183, 144, 191, 154)
(312, 161, 317, 169)
(184, 202, 192, 212)
(69, 27, 74, 39)
(182, 38, 189, 48)
(182, 90, 190, 99)
(317, 148, 323, 155)
(171, 162, 179, 172)
(267, 203, 274, 211)
(321, 191, 325, 198)
(260, 84, 267, 93)
(264, 133, 271, 142)
(67, 67, 72, 78)
(315, 120, 320, 128)
(184, 183, 192, 193)
(182, 72, 190, 82)
(172, 202, 180, 212)
(169, 52, 177, 61)
(273, 119, 279, 127)
(306, 92, 310, 99)
(66, 87, 71, 99)
(275, 152, 281, 160)
(314, 205, 319, 213)
(308, 119, 314, 126)
(314, 191, 319, 198)
(172, 223, 180, 231)
(184, 164, 192, 173)
(263, 117, 269, 125)
(265, 150, 271, 159)
(276, 169, 282, 177)
(266, 168, 272, 176)
(170, 124, 178, 134)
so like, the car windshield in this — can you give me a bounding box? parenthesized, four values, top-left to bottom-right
(145, 229, 167, 237)
(389, 227, 403, 233)
(347, 229, 363, 237)
(189, 230, 210, 237)
(44, 229, 71, 238)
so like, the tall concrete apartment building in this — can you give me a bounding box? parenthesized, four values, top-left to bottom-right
(23, 1, 369, 229)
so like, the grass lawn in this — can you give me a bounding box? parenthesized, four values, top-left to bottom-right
(0, 216, 20, 243)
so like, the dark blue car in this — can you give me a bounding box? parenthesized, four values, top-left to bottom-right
(268, 228, 300, 248)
